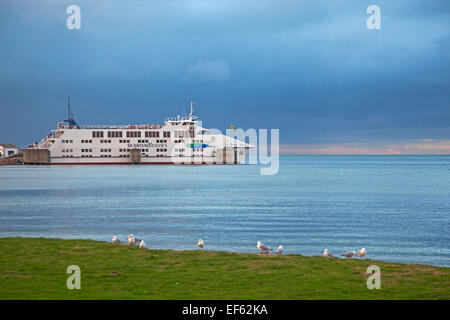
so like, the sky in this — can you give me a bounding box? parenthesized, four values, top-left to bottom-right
(0, 0, 449, 153)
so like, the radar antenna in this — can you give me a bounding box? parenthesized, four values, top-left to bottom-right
(68, 95, 74, 121)
(189, 100, 197, 120)
(64, 95, 79, 128)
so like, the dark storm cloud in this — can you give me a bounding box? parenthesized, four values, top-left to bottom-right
(0, 0, 449, 151)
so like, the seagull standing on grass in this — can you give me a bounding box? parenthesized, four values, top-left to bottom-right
(139, 240, 146, 249)
(276, 245, 284, 255)
(323, 248, 334, 258)
(128, 234, 136, 247)
(197, 239, 204, 249)
(341, 250, 356, 258)
(257, 241, 271, 254)
(356, 248, 366, 259)
(112, 236, 122, 245)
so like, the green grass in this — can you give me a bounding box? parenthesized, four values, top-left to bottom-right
(0, 237, 449, 299)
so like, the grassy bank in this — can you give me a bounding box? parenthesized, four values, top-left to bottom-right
(0, 237, 448, 299)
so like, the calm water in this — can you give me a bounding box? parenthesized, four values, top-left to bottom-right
(0, 155, 449, 267)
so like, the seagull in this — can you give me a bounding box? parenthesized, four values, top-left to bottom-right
(276, 245, 284, 255)
(197, 239, 204, 249)
(323, 248, 334, 258)
(128, 234, 136, 247)
(341, 250, 356, 258)
(356, 248, 366, 259)
(257, 241, 271, 254)
(112, 236, 122, 245)
(139, 240, 146, 249)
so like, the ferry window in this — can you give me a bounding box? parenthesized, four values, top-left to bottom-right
(108, 131, 120, 138)
(163, 131, 170, 138)
(93, 131, 104, 138)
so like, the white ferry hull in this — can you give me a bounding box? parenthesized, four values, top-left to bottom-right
(25, 102, 253, 166)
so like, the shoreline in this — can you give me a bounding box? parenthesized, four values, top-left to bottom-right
(0, 237, 449, 299)
(0, 158, 21, 166)
(1, 236, 448, 269)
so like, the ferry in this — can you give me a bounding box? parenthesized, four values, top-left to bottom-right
(26, 99, 252, 165)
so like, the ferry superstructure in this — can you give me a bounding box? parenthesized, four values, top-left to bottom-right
(26, 100, 252, 165)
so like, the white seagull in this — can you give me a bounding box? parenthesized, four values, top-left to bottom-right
(112, 236, 122, 245)
(356, 248, 366, 259)
(197, 239, 204, 249)
(323, 248, 334, 258)
(276, 245, 284, 255)
(341, 250, 356, 258)
(139, 240, 146, 249)
(257, 241, 271, 254)
(128, 234, 136, 247)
